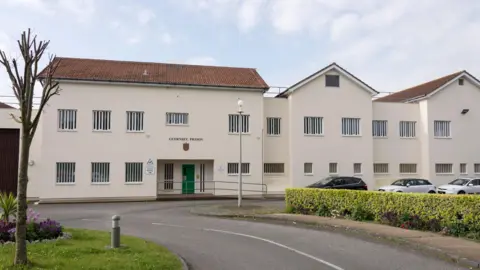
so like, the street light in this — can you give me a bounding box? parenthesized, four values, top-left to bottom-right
(237, 99, 243, 208)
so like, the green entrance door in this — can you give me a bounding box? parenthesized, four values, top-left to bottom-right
(182, 164, 195, 194)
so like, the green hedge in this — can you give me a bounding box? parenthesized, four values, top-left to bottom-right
(285, 188, 480, 236)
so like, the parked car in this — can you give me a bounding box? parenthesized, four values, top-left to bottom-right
(377, 178, 436, 193)
(306, 176, 368, 190)
(436, 178, 480, 194)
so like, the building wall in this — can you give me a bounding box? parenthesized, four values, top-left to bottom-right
(372, 102, 421, 187)
(263, 98, 290, 193)
(37, 81, 264, 199)
(0, 108, 42, 198)
(287, 70, 374, 188)
(425, 78, 480, 185)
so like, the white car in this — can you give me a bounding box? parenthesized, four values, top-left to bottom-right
(378, 178, 436, 193)
(436, 178, 480, 195)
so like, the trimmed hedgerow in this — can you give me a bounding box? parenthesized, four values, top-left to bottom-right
(285, 188, 480, 238)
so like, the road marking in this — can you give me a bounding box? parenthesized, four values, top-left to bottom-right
(152, 222, 344, 270)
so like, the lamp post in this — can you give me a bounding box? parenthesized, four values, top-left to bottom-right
(237, 99, 243, 208)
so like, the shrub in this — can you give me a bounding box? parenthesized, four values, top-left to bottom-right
(0, 192, 17, 222)
(285, 188, 480, 236)
(3, 209, 64, 243)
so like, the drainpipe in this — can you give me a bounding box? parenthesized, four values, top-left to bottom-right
(261, 127, 265, 197)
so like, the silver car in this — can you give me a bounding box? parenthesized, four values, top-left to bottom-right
(436, 178, 480, 195)
(378, 178, 436, 193)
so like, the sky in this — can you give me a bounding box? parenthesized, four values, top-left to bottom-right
(0, 0, 479, 105)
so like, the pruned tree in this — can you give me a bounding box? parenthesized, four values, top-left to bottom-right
(0, 29, 60, 265)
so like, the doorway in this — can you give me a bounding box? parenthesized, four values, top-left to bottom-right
(182, 164, 195, 194)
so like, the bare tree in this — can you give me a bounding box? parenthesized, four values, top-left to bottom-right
(0, 29, 60, 265)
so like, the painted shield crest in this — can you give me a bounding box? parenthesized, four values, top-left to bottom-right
(183, 142, 189, 151)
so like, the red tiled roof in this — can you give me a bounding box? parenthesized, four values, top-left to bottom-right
(375, 71, 463, 102)
(0, 101, 13, 109)
(40, 57, 270, 90)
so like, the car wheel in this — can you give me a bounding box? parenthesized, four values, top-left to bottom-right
(428, 190, 436, 194)
(458, 190, 466, 195)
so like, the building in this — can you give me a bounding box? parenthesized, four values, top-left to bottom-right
(0, 57, 479, 201)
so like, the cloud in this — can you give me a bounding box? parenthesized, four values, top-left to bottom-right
(57, 0, 96, 22)
(237, 0, 265, 32)
(185, 56, 217, 66)
(160, 33, 173, 45)
(127, 36, 142, 45)
(137, 9, 156, 25)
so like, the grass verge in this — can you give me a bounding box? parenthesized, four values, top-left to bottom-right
(0, 228, 183, 270)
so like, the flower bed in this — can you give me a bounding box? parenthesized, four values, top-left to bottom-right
(285, 188, 480, 240)
(0, 208, 69, 245)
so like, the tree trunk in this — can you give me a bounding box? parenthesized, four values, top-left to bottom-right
(14, 131, 31, 265)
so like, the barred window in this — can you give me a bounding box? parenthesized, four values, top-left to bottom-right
(164, 163, 174, 190)
(399, 163, 417, 174)
(353, 163, 362, 174)
(125, 162, 143, 183)
(399, 121, 416, 138)
(126, 111, 144, 131)
(228, 114, 250, 133)
(304, 163, 313, 174)
(435, 163, 453, 174)
(304, 117, 323, 135)
(227, 163, 250, 175)
(372, 120, 387, 137)
(373, 163, 389, 174)
(166, 112, 189, 125)
(264, 163, 284, 174)
(329, 163, 338, 174)
(474, 164, 480, 174)
(434, 121, 451, 138)
(342, 118, 361, 136)
(58, 109, 77, 131)
(266, 117, 281, 135)
(91, 162, 110, 183)
(56, 162, 75, 184)
(460, 163, 467, 174)
(93, 110, 112, 131)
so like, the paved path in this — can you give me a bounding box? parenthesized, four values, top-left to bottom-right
(32, 200, 466, 270)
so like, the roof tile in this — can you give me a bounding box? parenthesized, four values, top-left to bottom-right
(0, 101, 13, 109)
(375, 71, 463, 102)
(41, 57, 270, 90)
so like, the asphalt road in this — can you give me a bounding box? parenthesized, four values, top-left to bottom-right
(32, 200, 466, 270)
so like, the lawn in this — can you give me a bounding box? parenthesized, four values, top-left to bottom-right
(0, 228, 183, 270)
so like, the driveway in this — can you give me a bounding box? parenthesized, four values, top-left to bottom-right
(32, 200, 465, 270)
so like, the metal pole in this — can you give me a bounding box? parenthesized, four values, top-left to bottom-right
(238, 111, 243, 208)
(111, 215, 120, 248)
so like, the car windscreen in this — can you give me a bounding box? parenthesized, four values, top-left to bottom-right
(448, 178, 470, 186)
(391, 179, 409, 186)
(312, 176, 335, 185)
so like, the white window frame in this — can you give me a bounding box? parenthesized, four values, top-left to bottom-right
(433, 120, 451, 138)
(56, 162, 76, 185)
(228, 114, 250, 134)
(266, 117, 281, 136)
(263, 163, 285, 174)
(373, 163, 389, 174)
(91, 162, 110, 184)
(460, 163, 468, 175)
(399, 163, 417, 174)
(166, 112, 189, 126)
(92, 110, 112, 132)
(399, 121, 416, 138)
(435, 163, 453, 175)
(342, 118, 361, 136)
(372, 120, 387, 138)
(304, 116, 324, 135)
(125, 162, 143, 184)
(126, 111, 144, 132)
(353, 163, 362, 175)
(474, 163, 480, 174)
(329, 163, 338, 175)
(227, 163, 250, 175)
(304, 163, 313, 175)
(58, 109, 77, 131)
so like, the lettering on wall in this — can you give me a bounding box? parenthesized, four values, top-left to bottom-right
(169, 137, 204, 141)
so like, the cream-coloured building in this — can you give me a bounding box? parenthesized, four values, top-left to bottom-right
(1, 57, 479, 201)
